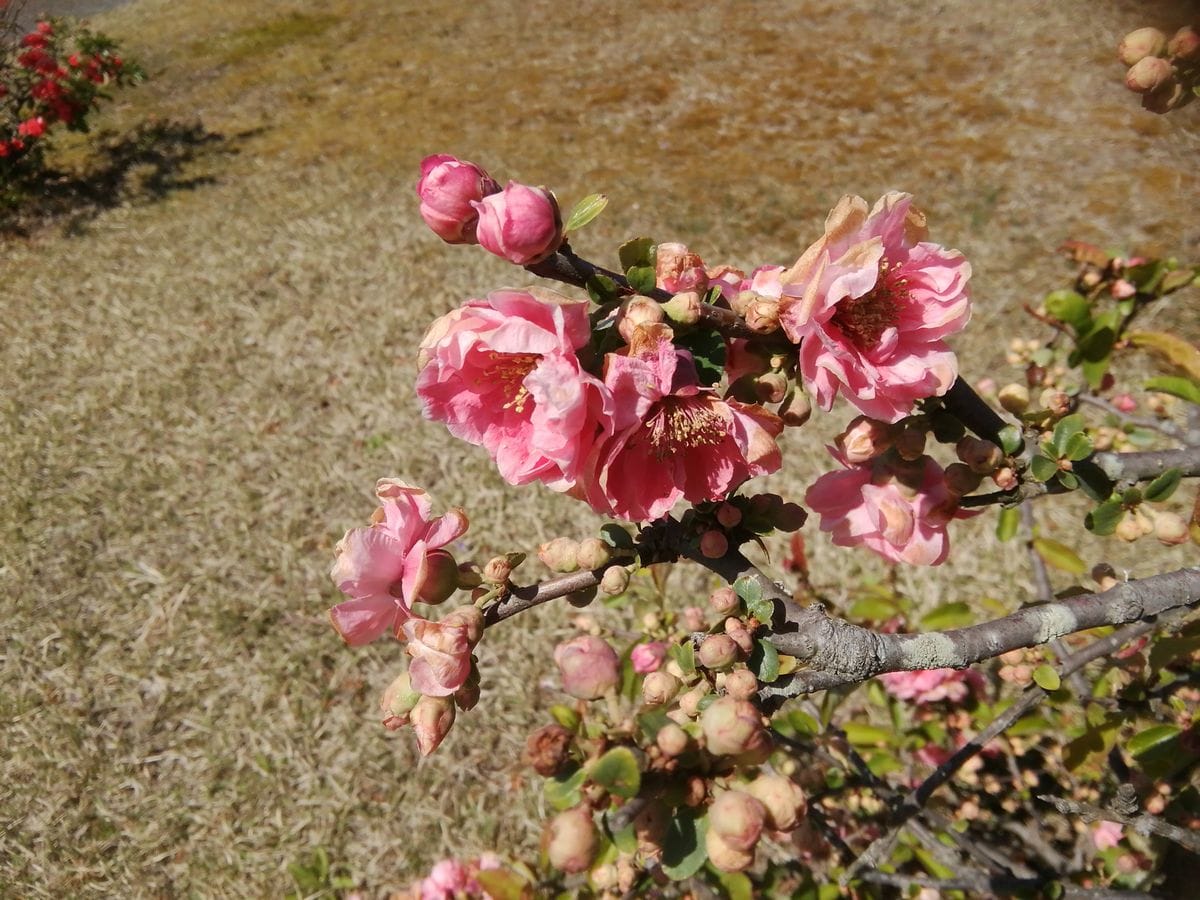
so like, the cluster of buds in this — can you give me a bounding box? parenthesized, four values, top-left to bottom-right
(687, 492, 807, 562)
(1118, 25, 1199, 114)
(416, 155, 563, 264)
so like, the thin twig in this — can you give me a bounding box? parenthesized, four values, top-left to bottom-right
(1076, 393, 1185, 442)
(1037, 794, 1200, 854)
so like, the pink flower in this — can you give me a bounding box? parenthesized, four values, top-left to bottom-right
(473, 181, 563, 265)
(1091, 820, 1124, 851)
(1112, 393, 1138, 413)
(421, 859, 471, 900)
(806, 451, 972, 566)
(416, 154, 500, 244)
(416, 290, 611, 491)
(631, 641, 668, 674)
(655, 242, 709, 293)
(584, 334, 782, 522)
(554, 635, 620, 700)
(1110, 278, 1136, 299)
(879, 667, 983, 705)
(403, 616, 473, 697)
(328, 479, 468, 645)
(779, 193, 971, 422)
(17, 117, 46, 138)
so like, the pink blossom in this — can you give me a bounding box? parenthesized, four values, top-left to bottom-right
(416, 290, 611, 491)
(17, 116, 46, 138)
(805, 451, 973, 566)
(779, 193, 971, 422)
(1112, 393, 1138, 413)
(631, 641, 668, 674)
(554, 634, 620, 700)
(879, 667, 983, 705)
(416, 154, 500, 244)
(655, 242, 709, 293)
(1110, 278, 1136, 299)
(420, 858, 471, 900)
(328, 479, 468, 645)
(584, 334, 782, 522)
(403, 616, 473, 697)
(473, 181, 563, 265)
(1091, 820, 1124, 851)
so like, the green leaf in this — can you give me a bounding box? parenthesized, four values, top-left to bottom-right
(1085, 498, 1125, 536)
(618, 237, 655, 271)
(842, 723, 892, 747)
(1008, 714, 1053, 737)
(1125, 260, 1166, 294)
(1051, 413, 1086, 456)
(661, 810, 708, 881)
(848, 595, 899, 622)
(867, 750, 905, 778)
(1129, 724, 1181, 756)
(611, 821, 638, 855)
(1127, 330, 1200, 380)
(1044, 290, 1091, 331)
(626, 265, 657, 295)
(749, 638, 780, 683)
(1058, 471, 1079, 491)
(734, 576, 774, 622)
(1030, 454, 1059, 483)
(998, 423, 1023, 455)
(715, 870, 754, 900)
(1075, 463, 1113, 502)
(779, 709, 820, 738)
(670, 640, 696, 676)
(564, 193, 608, 232)
(1033, 664, 1062, 691)
(599, 523, 635, 552)
(1143, 467, 1182, 503)
(920, 602, 975, 630)
(1033, 538, 1086, 575)
(586, 274, 620, 305)
(1145, 375, 1200, 405)
(1064, 432, 1093, 462)
(589, 746, 641, 799)
(549, 705, 580, 731)
(1161, 267, 1199, 294)
(996, 506, 1020, 541)
(474, 869, 530, 900)
(674, 327, 727, 387)
(1072, 323, 1116, 389)
(544, 767, 586, 810)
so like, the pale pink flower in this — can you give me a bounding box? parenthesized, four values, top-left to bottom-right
(403, 617, 473, 697)
(779, 193, 971, 422)
(631, 641, 668, 674)
(805, 451, 973, 566)
(1112, 393, 1138, 413)
(554, 634, 620, 700)
(417, 290, 612, 492)
(879, 667, 984, 705)
(584, 334, 782, 522)
(1092, 820, 1124, 851)
(416, 154, 500, 244)
(1110, 278, 1136, 299)
(655, 242, 709, 293)
(329, 480, 468, 645)
(473, 181, 562, 265)
(421, 859, 471, 900)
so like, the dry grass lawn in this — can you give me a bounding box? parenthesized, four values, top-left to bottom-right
(2, 0, 1198, 895)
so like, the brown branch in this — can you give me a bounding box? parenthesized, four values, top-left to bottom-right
(939, 377, 1011, 447)
(1037, 793, 1200, 855)
(1075, 393, 1186, 443)
(482, 568, 603, 626)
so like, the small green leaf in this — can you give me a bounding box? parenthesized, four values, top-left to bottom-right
(1128, 724, 1180, 756)
(998, 423, 1023, 455)
(1064, 432, 1093, 461)
(549, 705, 580, 731)
(586, 274, 620, 304)
(842, 723, 892, 747)
(564, 193, 608, 232)
(1075, 463, 1113, 502)
(626, 265, 657, 295)
(849, 595, 899, 622)
(611, 821, 638, 855)
(779, 709, 820, 738)
(1085, 498, 1125, 536)
(1145, 375, 1200, 405)
(1008, 714, 1053, 736)
(661, 810, 708, 881)
(735, 576, 774, 622)
(996, 505, 1020, 541)
(715, 870, 753, 900)
(1058, 471, 1079, 490)
(749, 638, 780, 683)
(544, 767, 586, 810)
(1030, 454, 1059, 482)
(475, 869, 530, 900)
(1161, 267, 1198, 294)
(1143, 467, 1182, 503)
(1051, 413, 1086, 456)
(1044, 290, 1091, 331)
(669, 640, 696, 676)
(599, 523, 635, 552)
(920, 601, 974, 630)
(1032, 664, 1062, 691)
(1074, 324, 1116, 389)
(618, 237, 655, 271)
(589, 746, 641, 799)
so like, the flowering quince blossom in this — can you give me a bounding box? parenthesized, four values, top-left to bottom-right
(402, 616, 473, 697)
(631, 641, 668, 674)
(416, 289, 611, 491)
(584, 330, 783, 522)
(473, 181, 563, 265)
(805, 450, 973, 566)
(778, 192, 972, 423)
(879, 666, 984, 705)
(328, 479, 468, 645)
(1091, 820, 1125, 852)
(415, 154, 500, 244)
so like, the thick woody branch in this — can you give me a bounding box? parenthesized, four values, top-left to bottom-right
(940, 377, 1010, 447)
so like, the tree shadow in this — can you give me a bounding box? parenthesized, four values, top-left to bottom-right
(1, 118, 254, 237)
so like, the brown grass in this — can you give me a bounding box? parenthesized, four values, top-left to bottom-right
(2, 0, 1198, 895)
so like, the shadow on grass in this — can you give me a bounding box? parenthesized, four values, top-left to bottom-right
(1, 118, 253, 237)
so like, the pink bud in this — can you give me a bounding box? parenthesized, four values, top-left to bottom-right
(631, 641, 668, 674)
(642, 671, 681, 706)
(1112, 393, 1138, 413)
(1118, 27, 1167, 66)
(745, 774, 807, 832)
(663, 290, 702, 326)
(716, 502, 743, 529)
(774, 502, 807, 533)
(682, 605, 706, 632)
(617, 295, 665, 343)
(835, 416, 894, 463)
(894, 422, 927, 461)
(710, 790, 766, 852)
(380, 671, 420, 730)
(709, 586, 740, 616)
(723, 668, 759, 701)
(543, 807, 598, 874)
(700, 529, 729, 559)
(724, 617, 755, 655)
(442, 604, 485, 646)
(745, 296, 780, 334)
(655, 722, 691, 756)
(701, 696, 767, 757)
(944, 462, 983, 497)
(481, 555, 514, 584)
(956, 436, 1003, 474)
(554, 635, 620, 699)
(410, 695, 456, 756)
(655, 242, 708, 293)
(1168, 25, 1200, 62)
(753, 371, 788, 403)
(1110, 278, 1136, 299)
(705, 826, 755, 873)
(1125, 56, 1174, 93)
(699, 634, 741, 670)
(415, 154, 499, 244)
(473, 181, 563, 265)
(575, 537, 613, 571)
(538, 537, 580, 573)
(1153, 511, 1189, 545)
(415, 549, 460, 605)
(599, 565, 630, 596)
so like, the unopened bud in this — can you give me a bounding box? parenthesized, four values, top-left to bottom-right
(709, 585, 740, 615)
(992, 466, 1018, 490)
(1115, 513, 1142, 543)
(642, 670, 681, 706)
(1118, 27, 1167, 66)
(443, 604, 485, 645)
(576, 537, 613, 571)
(380, 671, 421, 730)
(663, 290, 702, 326)
(724, 617, 755, 655)
(417, 549, 460, 604)
(554, 635, 620, 699)
(543, 806, 598, 874)
(656, 722, 691, 757)
(700, 529, 729, 559)
(1039, 389, 1070, 416)
(731, 289, 758, 316)
(617, 296, 665, 343)
(957, 436, 1004, 474)
(836, 415, 894, 463)
(944, 462, 983, 497)
(753, 371, 788, 403)
(1168, 25, 1200, 62)
(599, 565, 630, 596)
(678, 685, 710, 718)
(779, 388, 812, 427)
(894, 422, 927, 461)
(997, 383, 1030, 415)
(745, 296, 780, 333)
(454, 680, 480, 711)
(699, 634, 741, 670)
(724, 668, 759, 701)
(746, 774, 807, 832)
(590, 863, 618, 891)
(540, 537, 580, 573)
(1126, 56, 1174, 94)
(710, 790, 766, 852)
(716, 502, 743, 529)
(1153, 511, 1189, 545)
(705, 826, 755, 873)
(524, 723, 574, 776)
(482, 553, 520, 584)
(682, 605, 706, 632)
(701, 696, 767, 757)
(411, 695, 456, 756)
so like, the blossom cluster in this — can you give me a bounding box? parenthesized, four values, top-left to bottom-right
(1118, 25, 1199, 113)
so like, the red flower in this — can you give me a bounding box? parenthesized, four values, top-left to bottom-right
(18, 117, 46, 139)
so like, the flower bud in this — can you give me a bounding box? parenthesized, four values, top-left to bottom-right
(700, 529, 729, 559)
(779, 388, 812, 427)
(524, 723, 574, 776)
(617, 296, 665, 343)
(705, 826, 755, 873)
(626, 642, 664, 676)
(774, 502, 807, 533)
(655, 242, 708, 294)
(710, 790, 766, 852)
(599, 565, 630, 596)
(482, 555, 514, 584)
(543, 807, 598, 874)
(682, 605, 706, 632)
(1168, 25, 1200, 62)
(716, 502, 743, 529)
(745, 296, 780, 334)
(442, 604, 485, 646)
(997, 383, 1030, 415)
(380, 671, 421, 730)
(1118, 27, 1167, 66)
(731, 289, 757, 316)
(1153, 511, 1189, 546)
(724, 617, 755, 655)
(894, 422, 927, 461)
(709, 586, 740, 616)
(655, 722, 691, 757)
(575, 538, 613, 571)
(956, 436, 1003, 474)
(454, 680, 480, 711)
(473, 181, 563, 265)
(835, 416, 894, 463)
(663, 290, 702, 326)
(745, 774, 807, 832)
(944, 462, 983, 497)
(538, 537, 580, 573)
(554, 635, 620, 700)
(701, 697, 767, 757)
(753, 371, 788, 403)
(699, 634, 741, 670)
(678, 685, 710, 718)
(415, 154, 499, 244)
(411, 695, 456, 756)
(1125, 56, 1174, 94)
(1039, 389, 1070, 416)
(723, 668, 759, 701)
(991, 466, 1018, 490)
(642, 670, 681, 706)
(590, 863, 618, 891)
(1115, 513, 1142, 542)
(416, 549, 460, 605)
